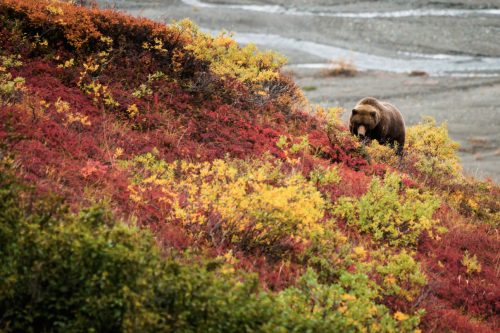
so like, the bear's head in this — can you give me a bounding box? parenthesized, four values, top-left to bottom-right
(349, 104, 380, 138)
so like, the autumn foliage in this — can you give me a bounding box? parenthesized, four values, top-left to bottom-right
(1, 0, 500, 332)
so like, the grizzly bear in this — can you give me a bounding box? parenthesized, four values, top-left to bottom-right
(348, 97, 406, 155)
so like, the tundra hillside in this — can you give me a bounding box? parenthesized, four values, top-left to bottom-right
(0, 1, 499, 332)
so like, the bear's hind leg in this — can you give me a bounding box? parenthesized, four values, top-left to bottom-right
(396, 141, 405, 157)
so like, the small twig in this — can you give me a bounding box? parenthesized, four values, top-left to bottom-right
(101, 123, 114, 166)
(412, 270, 445, 309)
(176, 125, 190, 148)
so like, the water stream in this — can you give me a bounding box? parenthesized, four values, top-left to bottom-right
(183, 0, 500, 18)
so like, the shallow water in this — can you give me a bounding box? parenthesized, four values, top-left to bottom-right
(183, 0, 500, 18)
(219, 31, 500, 76)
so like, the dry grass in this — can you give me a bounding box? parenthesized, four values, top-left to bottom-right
(321, 57, 357, 77)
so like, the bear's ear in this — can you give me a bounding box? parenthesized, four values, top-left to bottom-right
(352, 109, 358, 115)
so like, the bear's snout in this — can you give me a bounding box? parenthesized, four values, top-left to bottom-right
(357, 125, 367, 137)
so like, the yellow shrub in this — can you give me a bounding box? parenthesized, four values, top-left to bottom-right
(0, 72, 25, 105)
(462, 250, 482, 275)
(365, 116, 462, 182)
(405, 116, 462, 181)
(313, 105, 345, 131)
(0, 55, 25, 106)
(365, 140, 398, 166)
(171, 159, 325, 252)
(180, 20, 287, 89)
(121, 154, 327, 255)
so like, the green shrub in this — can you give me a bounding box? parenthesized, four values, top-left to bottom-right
(0, 169, 156, 332)
(0, 169, 273, 332)
(368, 249, 427, 303)
(302, 227, 427, 304)
(271, 268, 422, 332)
(334, 172, 446, 247)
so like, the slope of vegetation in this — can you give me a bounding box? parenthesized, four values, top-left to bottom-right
(1, 0, 499, 332)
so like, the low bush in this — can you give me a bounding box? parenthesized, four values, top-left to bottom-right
(405, 116, 462, 181)
(272, 268, 422, 333)
(121, 153, 327, 258)
(368, 248, 427, 305)
(364, 116, 462, 185)
(184, 26, 286, 87)
(321, 57, 357, 77)
(334, 172, 446, 247)
(0, 55, 25, 106)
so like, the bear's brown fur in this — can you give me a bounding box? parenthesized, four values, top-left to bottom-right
(348, 97, 406, 155)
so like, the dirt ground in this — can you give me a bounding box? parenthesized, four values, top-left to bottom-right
(95, 0, 500, 180)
